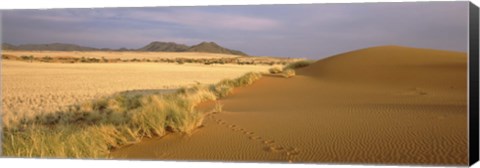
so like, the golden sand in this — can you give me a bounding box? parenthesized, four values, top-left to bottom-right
(111, 46, 468, 165)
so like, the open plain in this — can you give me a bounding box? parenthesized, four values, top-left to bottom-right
(1, 57, 274, 128)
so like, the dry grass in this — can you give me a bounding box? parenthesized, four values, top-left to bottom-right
(2, 50, 302, 65)
(268, 67, 282, 74)
(2, 59, 265, 158)
(283, 60, 315, 70)
(281, 69, 296, 78)
(3, 72, 262, 158)
(1, 60, 272, 128)
(213, 102, 224, 113)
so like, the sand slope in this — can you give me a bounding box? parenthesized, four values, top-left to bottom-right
(111, 46, 467, 165)
(299, 46, 466, 87)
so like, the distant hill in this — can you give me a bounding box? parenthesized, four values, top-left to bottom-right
(3, 43, 100, 51)
(187, 42, 247, 56)
(138, 41, 189, 52)
(2, 43, 17, 50)
(2, 41, 248, 56)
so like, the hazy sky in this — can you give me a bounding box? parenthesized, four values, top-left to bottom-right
(1, 1, 468, 59)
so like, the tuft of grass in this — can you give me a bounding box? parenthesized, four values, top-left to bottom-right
(20, 55, 34, 62)
(3, 72, 263, 158)
(281, 69, 296, 78)
(213, 102, 223, 113)
(268, 67, 282, 74)
(3, 124, 125, 158)
(283, 60, 315, 70)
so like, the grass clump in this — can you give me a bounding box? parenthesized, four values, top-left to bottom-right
(20, 55, 34, 62)
(3, 125, 123, 158)
(213, 102, 223, 113)
(210, 72, 261, 98)
(283, 60, 315, 70)
(281, 69, 296, 78)
(268, 67, 282, 74)
(3, 72, 263, 158)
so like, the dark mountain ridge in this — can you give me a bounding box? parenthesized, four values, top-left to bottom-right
(2, 41, 248, 56)
(138, 41, 189, 52)
(187, 42, 247, 56)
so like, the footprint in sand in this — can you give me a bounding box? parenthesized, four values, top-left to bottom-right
(207, 110, 300, 162)
(248, 135, 262, 141)
(286, 147, 300, 156)
(263, 146, 285, 153)
(244, 131, 254, 135)
(262, 140, 275, 145)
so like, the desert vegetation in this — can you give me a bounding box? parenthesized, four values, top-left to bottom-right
(2, 72, 263, 158)
(2, 51, 302, 66)
(2, 54, 292, 65)
(1, 59, 271, 158)
(268, 67, 283, 74)
(267, 60, 315, 78)
(2, 60, 271, 125)
(283, 60, 315, 70)
(281, 69, 296, 78)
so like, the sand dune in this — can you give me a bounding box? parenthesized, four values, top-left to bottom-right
(111, 46, 467, 165)
(299, 46, 466, 88)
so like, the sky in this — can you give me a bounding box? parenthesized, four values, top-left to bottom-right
(0, 1, 469, 59)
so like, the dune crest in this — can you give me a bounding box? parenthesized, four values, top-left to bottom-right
(299, 46, 466, 87)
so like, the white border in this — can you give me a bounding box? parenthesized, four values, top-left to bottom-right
(0, 0, 478, 168)
(0, 0, 475, 9)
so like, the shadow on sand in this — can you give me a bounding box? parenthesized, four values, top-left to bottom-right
(262, 74, 286, 78)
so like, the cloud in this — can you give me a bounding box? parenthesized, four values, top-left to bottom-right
(118, 10, 281, 31)
(3, 8, 281, 31)
(3, 10, 86, 22)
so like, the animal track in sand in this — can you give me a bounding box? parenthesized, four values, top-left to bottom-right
(262, 140, 275, 145)
(244, 131, 254, 135)
(248, 136, 262, 141)
(263, 146, 285, 153)
(285, 147, 300, 156)
(206, 111, 301, 162)
(215, 119, 226, 125)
